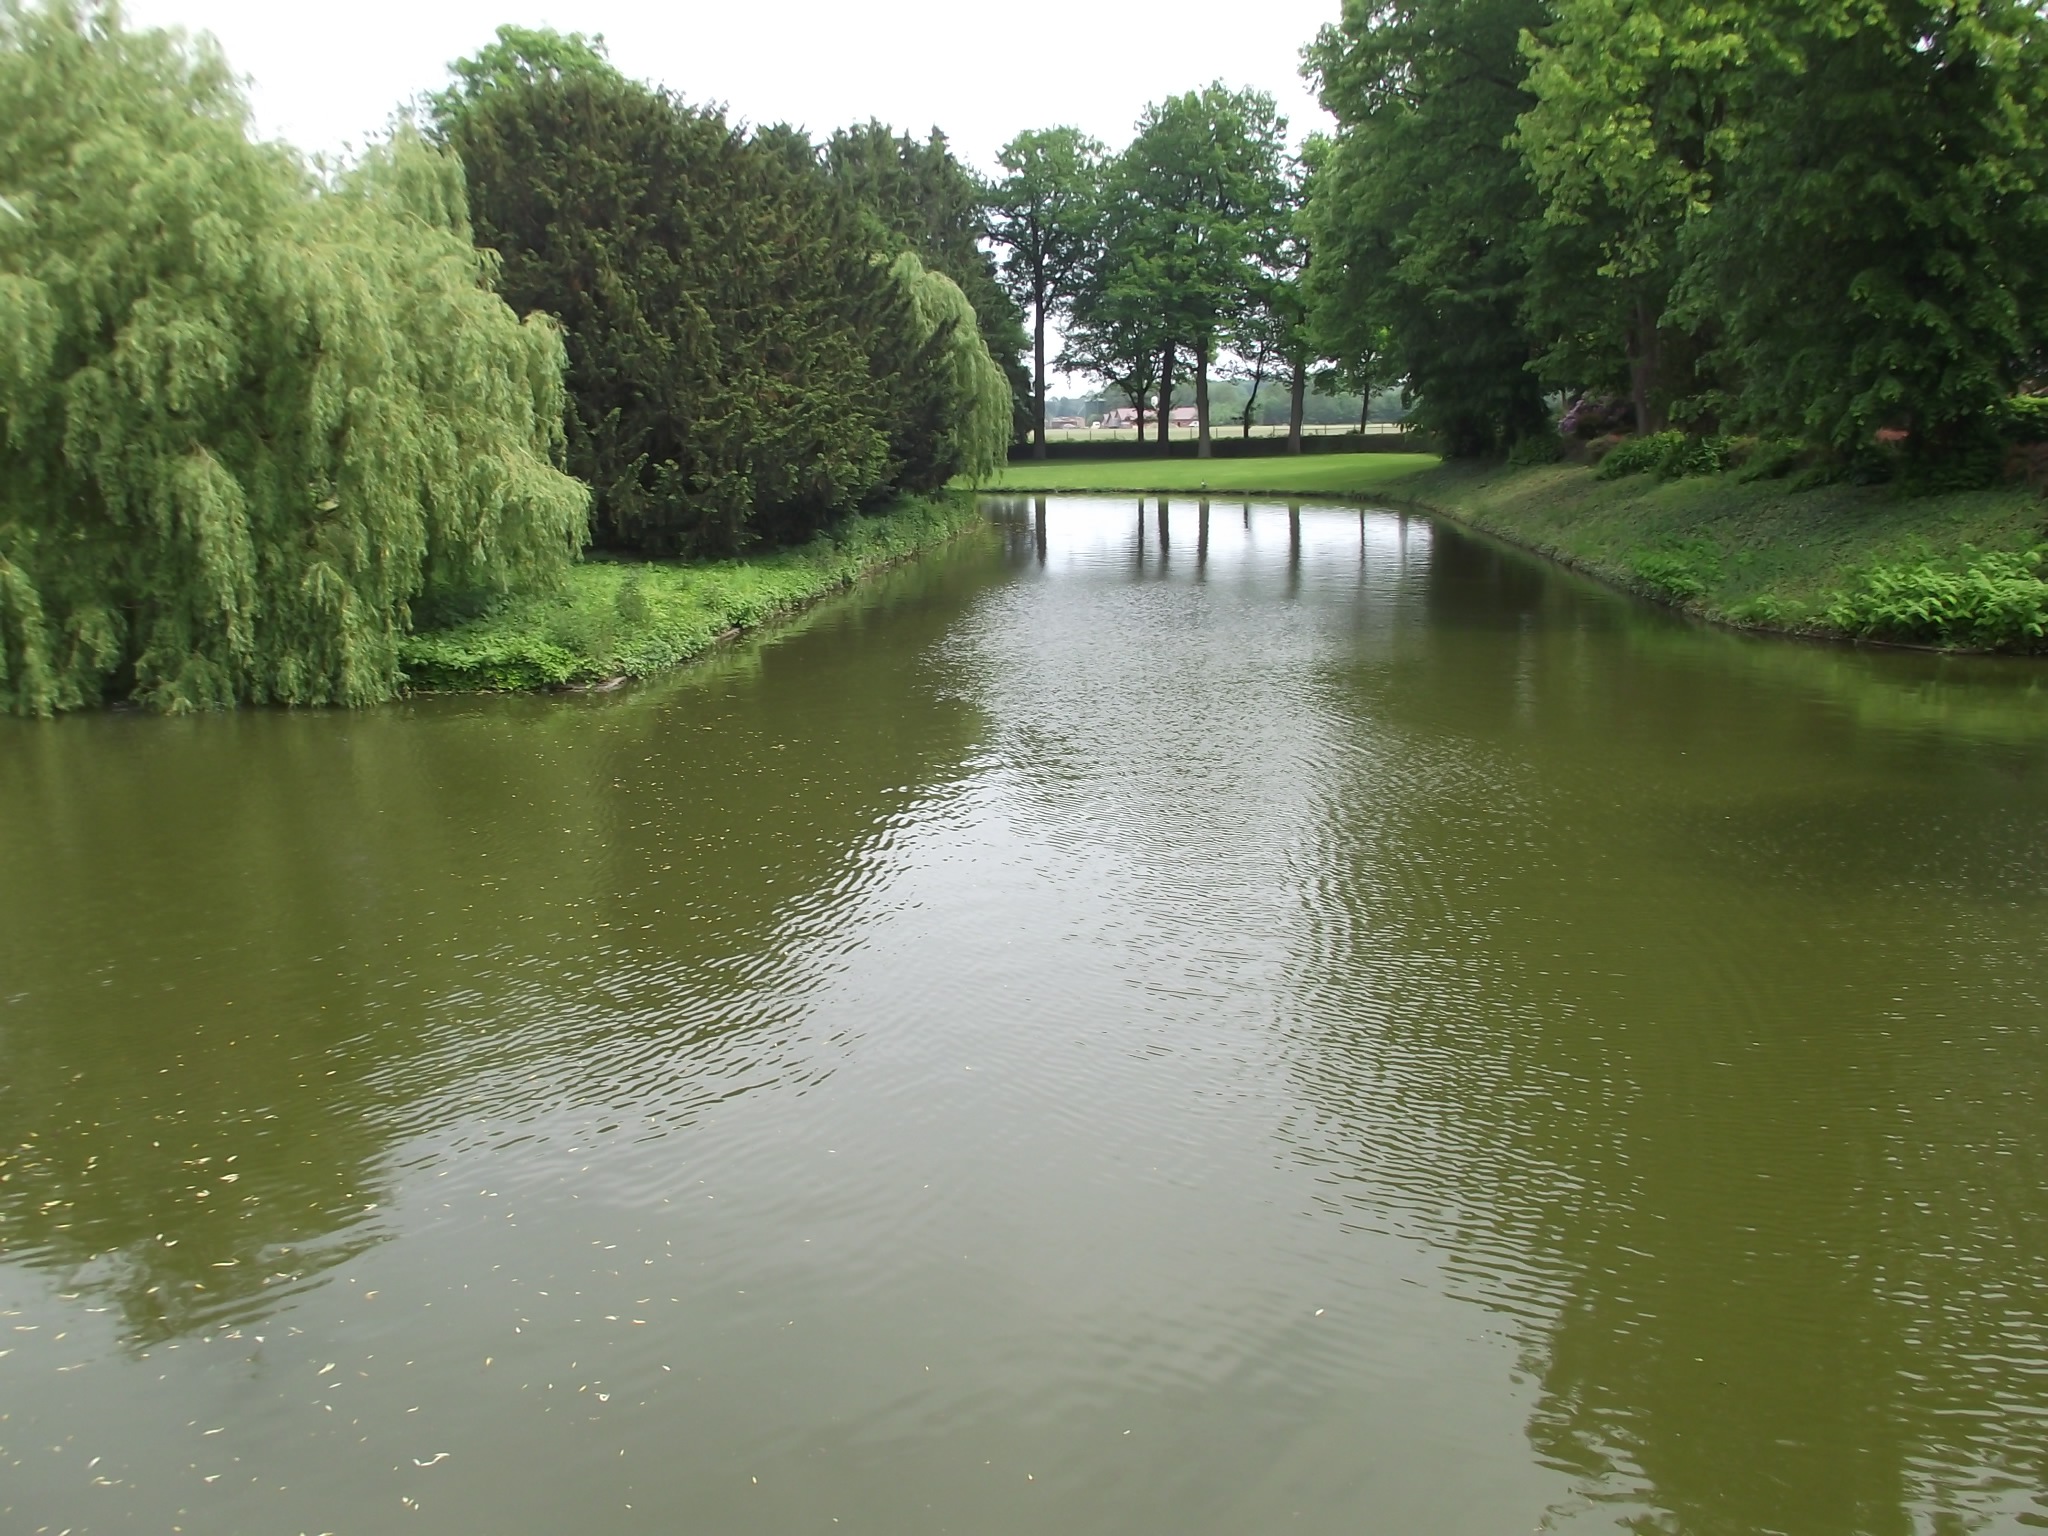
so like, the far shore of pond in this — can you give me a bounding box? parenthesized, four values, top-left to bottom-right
(980, 453, 2048, 652)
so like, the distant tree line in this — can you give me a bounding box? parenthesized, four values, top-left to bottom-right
(983, 91, 1323, 460)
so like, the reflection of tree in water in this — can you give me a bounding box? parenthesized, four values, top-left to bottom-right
(1279, 526, 2048, 1533)
(0, 549, 995, 1346)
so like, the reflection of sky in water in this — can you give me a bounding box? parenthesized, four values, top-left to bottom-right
(1, 498, 2044, 1534)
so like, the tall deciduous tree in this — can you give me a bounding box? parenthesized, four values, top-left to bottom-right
(1303, 0, 1550, 457)
(1057, 294, 1163, 438)
(0, 1, 586, 714)
(1516, 0, 1757, 432)
(1679, 0, 2048, 471)
(1521, 0, 2048, 471)
(1114, 84, 1291, 457)
(985, 127, 1104, 459)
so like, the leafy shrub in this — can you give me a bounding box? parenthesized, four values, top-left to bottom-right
(1736, 438, 1803, 482)
(1725, 592, 1807, 628)
(1627, 543, 1722, 602)
(1507, 432, 1564, 466)
(1825, 548, 2048, 649)
(1788, 461, 1848, 493)
(1595, 432, 1685, 479)
(2000, 394, 2048, 443)
(1660, 434, 1737, 478)
(1584, 432, 1627, 464)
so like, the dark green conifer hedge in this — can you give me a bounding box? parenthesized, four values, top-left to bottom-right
(437, 45, 1011, 557)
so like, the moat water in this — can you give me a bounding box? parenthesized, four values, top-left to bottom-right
(3, 495, 2046, 1533)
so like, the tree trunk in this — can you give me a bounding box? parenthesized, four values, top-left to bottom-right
(1287, 362, 1306, 454)
(1031, 274, 1048, 460)
(1157, 342, 1174, 450)
(1239, 345, 1268, 439)
(1195, 341, 1212, 460)
(1359, 392, 1371, 433)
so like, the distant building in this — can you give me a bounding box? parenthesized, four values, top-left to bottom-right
(1092, 405, 1202, 429)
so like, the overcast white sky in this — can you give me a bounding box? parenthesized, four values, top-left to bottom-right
(122, 0, 1338, 175)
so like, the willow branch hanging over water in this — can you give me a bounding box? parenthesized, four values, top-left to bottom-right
(892, 252, 1013, 486)
(0, 1, 588, 714)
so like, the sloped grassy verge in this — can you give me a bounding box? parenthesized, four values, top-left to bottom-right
(401, 493, 982, 691)
(1390, 461, 2048, 651)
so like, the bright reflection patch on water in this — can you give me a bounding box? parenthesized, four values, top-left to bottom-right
(2, 495, 2047, 1534)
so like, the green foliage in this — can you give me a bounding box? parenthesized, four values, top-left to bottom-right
(1825, 548, 2048, 649)
(1628, 543, 1722, 601)
(1685, 2, 2048, 461)
(1515, 0, 1748, 429)
(1724, 591, 1806, 627)
(891, 255, 1012, 484)
(823, 122, 1029, 433)
(1596, 432, 1686, 479)
(440, 68, 886, 556)
(1107, 85, 1293, 433)
(985, 126, 1104, 448)
(2000, 394, 2048, 442)
(1507, 432, 1564, 467)
(1659, 433, 1736, 479)
(0, 2, 585, 715)
(437, 65, 1008, 557)
(427, 23, 613, 121)
(1594, 431, 1732, 480)
(1736, 438, 1803, 482)
(1303, 0, 1550, 457)
(402, 494, 980, 690)
(1512, 0, 2048, 465)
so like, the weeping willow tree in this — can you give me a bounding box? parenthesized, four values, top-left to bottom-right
(0, 2, 587, 714)
(890, 252, 1011, 486)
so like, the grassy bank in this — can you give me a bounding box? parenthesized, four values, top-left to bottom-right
(978, 453, 1438, 497)
(1394, 460, 2048, 647)
(401, 493, 982, 691)
(987, 450, 2048, 651)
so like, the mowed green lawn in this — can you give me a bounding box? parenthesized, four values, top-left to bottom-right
(971, 452, 1440, 497)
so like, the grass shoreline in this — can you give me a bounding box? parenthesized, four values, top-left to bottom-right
(401, 492, 983, 692)
(984, 453, 2048, 652)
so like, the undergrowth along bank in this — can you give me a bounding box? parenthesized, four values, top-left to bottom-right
(402, 493, 982, 691)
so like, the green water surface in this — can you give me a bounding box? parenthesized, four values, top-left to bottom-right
(2, 496, 2045, 1534)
